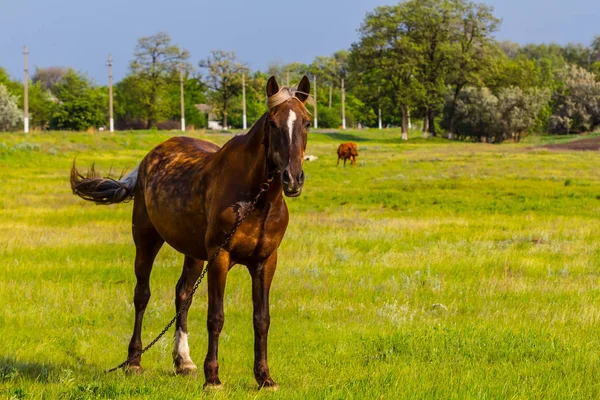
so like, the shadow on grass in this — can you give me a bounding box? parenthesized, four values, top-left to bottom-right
(0, 357, 54, 382)
(319, 131, 371, 142)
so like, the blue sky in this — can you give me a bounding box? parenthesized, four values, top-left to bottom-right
(0, 0, 598, 83)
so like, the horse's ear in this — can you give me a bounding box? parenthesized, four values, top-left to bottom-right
(295, 75, 310, 103)
(266, 76, 279, 98)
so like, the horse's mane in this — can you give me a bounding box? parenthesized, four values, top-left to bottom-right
(267, 86, 314, 115)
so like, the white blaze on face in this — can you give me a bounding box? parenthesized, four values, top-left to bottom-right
(174, 328, 192, 364)
(287, 110, 297, 144)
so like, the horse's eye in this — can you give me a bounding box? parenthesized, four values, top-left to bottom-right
(268, 119, 278, 129)
(305, 122, 311, 129)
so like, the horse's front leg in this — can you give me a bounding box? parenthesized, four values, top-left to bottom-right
(203, 250, 230, 389)
(173, 256, 204, 375)
(248, 251, 278, 389)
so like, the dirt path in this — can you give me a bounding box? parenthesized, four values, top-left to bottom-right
(540, 136, 600, 151)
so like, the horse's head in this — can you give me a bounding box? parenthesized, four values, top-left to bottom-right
(265, 75, 311, 197)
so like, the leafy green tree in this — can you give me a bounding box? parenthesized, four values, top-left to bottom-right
(50, 70, 106, 131)
(28, 82, 57, 130)
(267, 61, 310, 88)
(350, 4, 424, 138)
(444, 0, 501, 139)
(130, 32, 190, 128)
(163, 71, 207, 129)
(114, 75, 149, 129)
(0, 84, 23, 131)
(199, 50, 246, 129)
(228, 71, 269, 128)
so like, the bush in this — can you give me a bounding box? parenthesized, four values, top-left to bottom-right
(155, 120, 181, 130)
(442, 86, 549, 142)
(318, 107, 342, 128)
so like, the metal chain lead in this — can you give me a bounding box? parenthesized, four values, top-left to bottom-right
(106, 172, 277, 373)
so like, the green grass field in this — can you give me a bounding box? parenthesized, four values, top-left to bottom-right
(1, 128, 599, 399)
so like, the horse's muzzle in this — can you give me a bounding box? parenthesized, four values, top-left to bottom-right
(282, 169, 304, 197)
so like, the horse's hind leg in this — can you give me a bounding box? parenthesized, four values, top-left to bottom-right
(126, 200, 164, 374)
(173, 256, 204, 375)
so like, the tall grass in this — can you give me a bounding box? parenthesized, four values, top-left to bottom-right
(1, 129, 599, 399)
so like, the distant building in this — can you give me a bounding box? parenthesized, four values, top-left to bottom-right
(195, 104, 223, 130)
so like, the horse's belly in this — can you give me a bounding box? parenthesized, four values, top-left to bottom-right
(146, 203, 209, 259)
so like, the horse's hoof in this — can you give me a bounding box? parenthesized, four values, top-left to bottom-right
(203, 382, 224, 391)
(124, 365, 143, 375)
(259, 379, 278, 391)
(175, 364, 198, 376)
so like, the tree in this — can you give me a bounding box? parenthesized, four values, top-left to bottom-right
(350, 4, 424, 139)
(550, 64, 600, 134)
(0, 84, 23, 132)
(442, 86, 549, 142)
(496, 87, 549, 142)
(50, 70, 106, 131)
(401, 0, 455, 137)
(114, 75, 149, 129)
(592, 35, 600, 61)
(443, 86, 499, 141)
(32, 67, 68, 93)
(130, 32, 190, 128)
(499, 40, 520, 59)
(199, 50, 246, 129)
(444, 0, 501, 139)
(28, 82, 57, 130)
(163, 71, 207, 129)
(267, 61, 309, 88)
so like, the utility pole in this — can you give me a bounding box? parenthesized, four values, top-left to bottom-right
(23, 45, 29, 133)
(329, 84, 332, 109)
(180, 64, 185, 132)
(286, 70, 290, 87)
(313, 75, 318, 129)
(378, 87, 382, 130)
(341, 77, 346, 130)
(108, 54, 114, 132)
(242, 70, 247, 130)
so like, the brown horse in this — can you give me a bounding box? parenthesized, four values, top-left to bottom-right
(70, 76, 312, 389)
(337, 142, 358, 167)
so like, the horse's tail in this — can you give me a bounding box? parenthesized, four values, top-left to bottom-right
(70, 161, 139, 205)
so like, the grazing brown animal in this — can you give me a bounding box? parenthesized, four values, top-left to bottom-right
(337, 142, 358, 166)
(70, 76, 312, 390)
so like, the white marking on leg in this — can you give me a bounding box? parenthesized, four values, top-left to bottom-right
(287, 110, 297, 144)
(174, 328, 193, 364)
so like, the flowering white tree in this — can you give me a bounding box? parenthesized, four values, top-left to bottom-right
(551, 65, 600, 134)
(0, 84, 23, 132)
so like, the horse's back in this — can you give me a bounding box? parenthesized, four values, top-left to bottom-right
(154, 136, 220, 159)
(136, 136, 221, 259)
(140, 136, 219, 175)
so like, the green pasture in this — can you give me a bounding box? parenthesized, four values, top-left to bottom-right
(1, 128, 599, 399)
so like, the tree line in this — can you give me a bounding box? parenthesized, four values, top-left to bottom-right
(1, 0, 600, 142)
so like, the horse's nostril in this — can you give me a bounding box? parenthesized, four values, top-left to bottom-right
(282, 170, 291, 184)
(297, 171, 305, 185)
